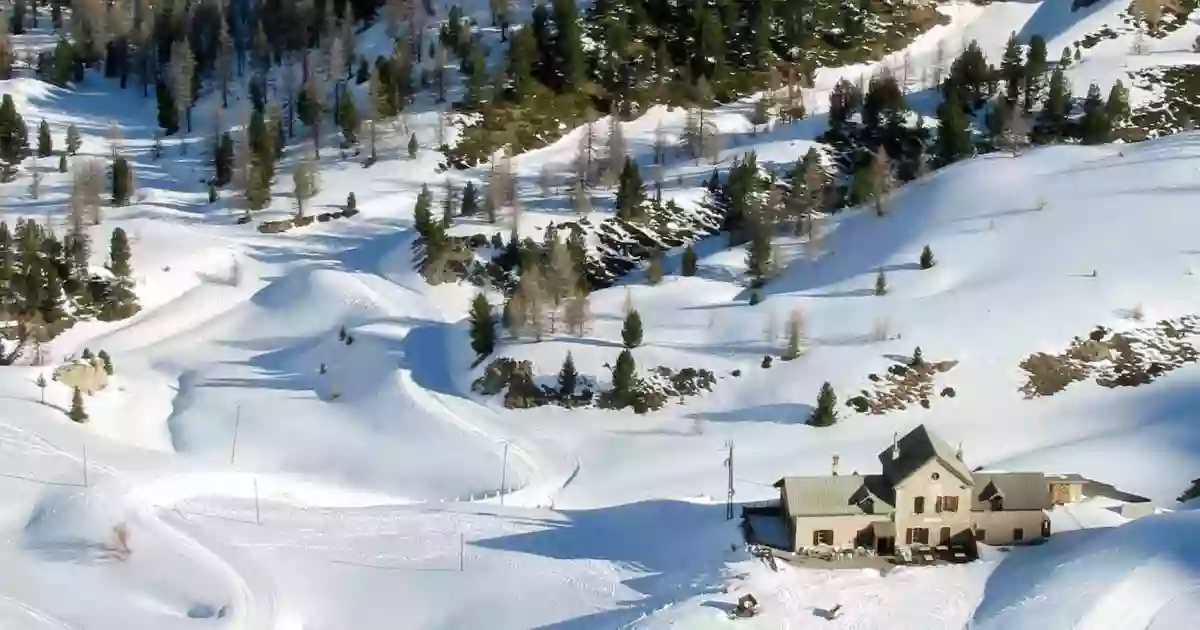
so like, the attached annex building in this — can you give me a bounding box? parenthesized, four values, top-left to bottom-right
(774, 425, 1084, 554)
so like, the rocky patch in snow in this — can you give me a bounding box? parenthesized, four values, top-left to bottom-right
(1019, 316, 1200, 398)
(845, 352, 958, 415)
(473, 356, 716, 413)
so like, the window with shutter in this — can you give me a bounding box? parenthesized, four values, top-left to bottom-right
(944, 496, 959, 512)
(914, 496, 925, 514)
(934, 496, 943, 512)
(905, 528, 914, 544)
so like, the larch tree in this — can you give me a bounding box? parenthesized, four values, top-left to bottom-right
(169, 38, 196, 133)
(292, 157, 319, 217)
(870, 147, 894, 216)
(603, 117, 628, 188)
(65, 123, 81, 155)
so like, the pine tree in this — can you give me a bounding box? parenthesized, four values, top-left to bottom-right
(611, 349, 636, 403)
(1106, 80, 1130, 127)
(461, 181, 479, 216)
(413, 184, 434, 238)
(81, 348, 94, 360)
(97, 349, 113, 374)
(874, 267, 888, 296)
(1080, 83, 1111, 145)
(746, 224, 772, 288)
(748, 98, 770, 134)
(0, 94, 28, 174)
(1000, 31, 1024, 104)
(468, 292, 496, 358)
(68, 387, 87, 423)
(808, 382, 837, 427)
(911, 346, 925, 366)
(1024, 35, 1049, 113)
(614, 157, 645, 221)
(111, 157, 133, 205)
(441, 179, 457, 227)
(557, 351, 578, 397)
(214, 132, 234, 186)
(920, 245, 936, 269)
(347, 192, 357, 212)
(935, 90, 971, 165)
(156, 80, 178, 135)
(1041, 65, 1070, 139)
(107, 227, 137, 318)
(681, 244, 698, 277)
(65, 123, 80, 156)
(36, 120, 51, 157)
(338, 87, 360, 144)
(621, 308, 643, 348)
(407, 132, 418, 158)
(57, 152, 66, 172)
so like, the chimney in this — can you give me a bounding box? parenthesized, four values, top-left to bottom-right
(891, 432, 900, 460)
(832, 454, 840, 476)
(956, 441, 964, 461)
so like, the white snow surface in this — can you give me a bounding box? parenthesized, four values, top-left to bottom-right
(4, 2, 1200, 629)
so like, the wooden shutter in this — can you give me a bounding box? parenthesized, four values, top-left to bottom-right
(934, 496, 943, 513)
(905, 528, 913, 544)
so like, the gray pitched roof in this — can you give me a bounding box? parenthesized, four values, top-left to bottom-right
(972, 473, 1051, 511)
(775, 474, 895, 517)
(878, 424, 974, 486)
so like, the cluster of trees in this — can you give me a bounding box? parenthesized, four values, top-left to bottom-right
(0, 220, 138, 365)
(823, 32, 1133, 215)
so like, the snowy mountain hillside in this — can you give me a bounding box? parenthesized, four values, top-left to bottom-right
(4, 1, 1200, 629)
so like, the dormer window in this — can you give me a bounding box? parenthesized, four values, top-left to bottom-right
(990, 496, 1004, 511)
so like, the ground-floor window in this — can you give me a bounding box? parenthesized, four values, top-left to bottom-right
(812, 529, 834, 546)
(1013, 527, 1024, 541)
(939, 527, 951, 544)
(905, 527, 930, 545)
(1041, 519, 1051, 538)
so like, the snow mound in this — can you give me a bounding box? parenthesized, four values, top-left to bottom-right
(972, 510, 1200, 630)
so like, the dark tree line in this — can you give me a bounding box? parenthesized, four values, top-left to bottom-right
(0, 219, 139, 364)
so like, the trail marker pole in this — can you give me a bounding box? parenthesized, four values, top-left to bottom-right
(82, 442, 88, 488)
(499, 440, 509, 506)
(724, 441, 735, 521)
(230, 404, 241, 466)
(254, 478, 261, 525)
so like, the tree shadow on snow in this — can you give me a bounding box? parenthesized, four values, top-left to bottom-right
(687, 403, 813, 425)
(472, 499, 743, 630)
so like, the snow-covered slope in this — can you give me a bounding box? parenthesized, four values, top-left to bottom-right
(4, 1, 1200, 629)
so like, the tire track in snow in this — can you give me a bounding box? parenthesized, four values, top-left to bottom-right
(0, 596, 80, 630)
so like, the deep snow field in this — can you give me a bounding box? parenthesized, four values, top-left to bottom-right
(5, 1, 1200, 629)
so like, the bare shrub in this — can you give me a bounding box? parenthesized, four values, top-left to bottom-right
(870, 317, 890, 342)
(1131, 303, 1145, 321)
(110, 523, 131, 560)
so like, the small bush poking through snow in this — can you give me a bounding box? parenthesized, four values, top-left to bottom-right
(920, 245, 936, 269)
(761, 355, 773, 369)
